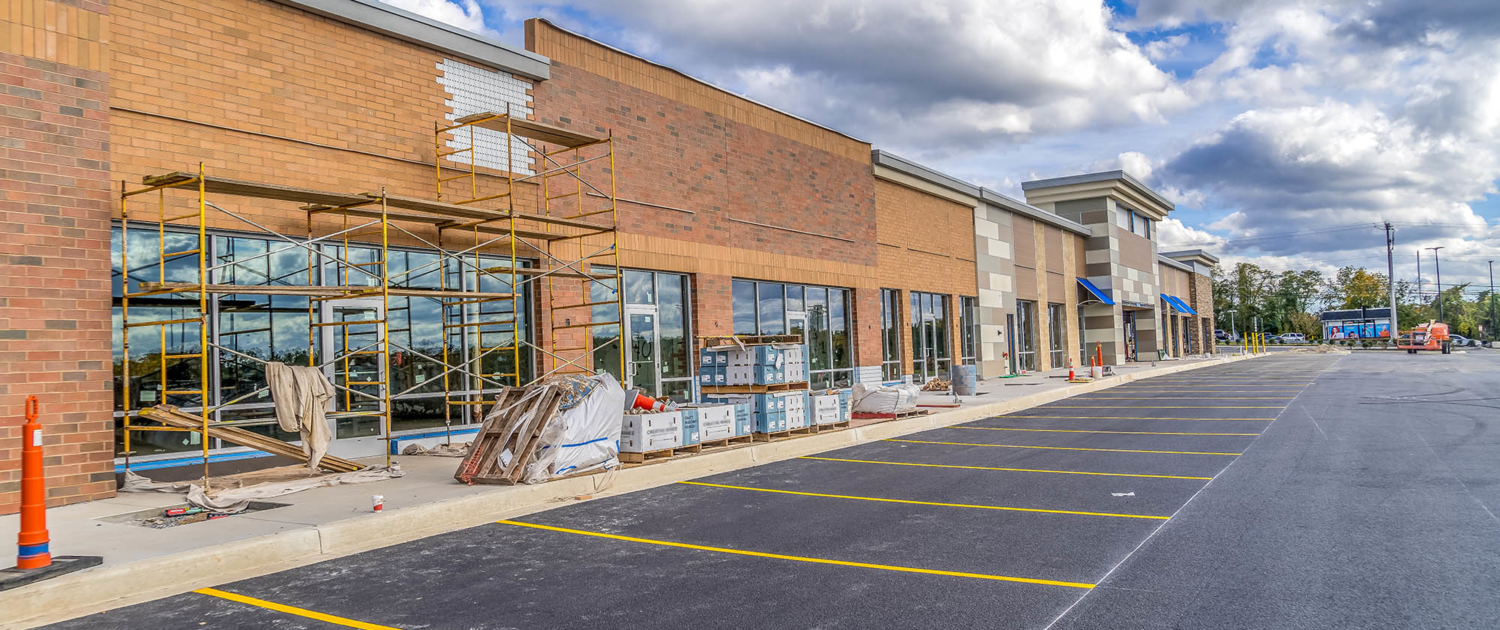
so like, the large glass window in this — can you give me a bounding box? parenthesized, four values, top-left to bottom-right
(880, 289, 902, 381)
(960, 296, 978, 366)
(1016, 300, 1038, 372)
(592, 269, 692, 402)
(1047, 303, 1066, 369)
(731, 279, 854, 388)
(112, 224, 533, 458)
(909, 291, 951, 381)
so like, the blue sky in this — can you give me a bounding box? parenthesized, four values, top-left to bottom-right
(387, 0, 1500, 290)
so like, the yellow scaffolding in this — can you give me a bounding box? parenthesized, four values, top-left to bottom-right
(116, 119, 616, 488)
(434, 109, 625, 395)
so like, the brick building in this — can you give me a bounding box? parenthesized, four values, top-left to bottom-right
(0, 0, 1219, 512)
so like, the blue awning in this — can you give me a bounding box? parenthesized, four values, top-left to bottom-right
(1078, 278, 1115, 305)
(1161, 294, 1197, 315)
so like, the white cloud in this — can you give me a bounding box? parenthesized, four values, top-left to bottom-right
(493, 0, 1192, 151)
(380, 0, 496, 37)
(1144, 33, 1191, 61)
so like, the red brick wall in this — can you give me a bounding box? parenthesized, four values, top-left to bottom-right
(0, 0, 115, 513)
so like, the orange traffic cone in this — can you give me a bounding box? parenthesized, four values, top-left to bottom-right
(3, 396, 101, 590)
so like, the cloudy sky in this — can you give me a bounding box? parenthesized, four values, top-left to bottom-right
(385, 0, 1500, 294)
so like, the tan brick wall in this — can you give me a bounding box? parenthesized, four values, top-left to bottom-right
(1, 0, 114, 513)
(872, 180, 976, 376)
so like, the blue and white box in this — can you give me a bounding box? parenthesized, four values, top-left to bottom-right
(621, 412, 682, 453)
(679, 407, 700, 446)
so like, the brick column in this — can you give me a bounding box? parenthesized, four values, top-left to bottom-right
(0, 1, 114, 513)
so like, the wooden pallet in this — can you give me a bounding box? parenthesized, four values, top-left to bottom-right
(697, 434, 755, 450)
(454, 385, 567, 485)
(787, 426, 816, 436)
(620, 443, 702, 464)
(702, 381, 809, 394)
(811, 420, 852, 433)
(851, 409, 932, 421)
(699, 334, 804, 349)
(753, 430, 796, 442)
(140, 405, 365, 474)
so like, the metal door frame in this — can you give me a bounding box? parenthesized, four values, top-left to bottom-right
(623, 304, 661, 396)
(317, 297, 386, 458)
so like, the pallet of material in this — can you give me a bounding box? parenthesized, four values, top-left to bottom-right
(851, 409, 933, 421)
(619, 444, 701, 464)
(696, 435, 755, 451)
(811, 421, 852, 433)
(699, 334, 804, 349)
(140, 405, 365, 474)
(702, 382, 809, 394)
(753, 430, 796, 443)
(454, 385, 567, 485)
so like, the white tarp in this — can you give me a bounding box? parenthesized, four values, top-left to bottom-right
(852, 382, 920, 414)
(523, 372, 625, 484)
(120, 466, 404, 513)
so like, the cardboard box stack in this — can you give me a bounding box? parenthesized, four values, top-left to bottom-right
(682, 404, 736, 441)
(698, 350, 728, 387)
(811, 393, 841, 425)
(781, 391, 809, 430)
(621, 411, 682, 453)
(679, 408, 700, 447)
(699, 395, 754, 437)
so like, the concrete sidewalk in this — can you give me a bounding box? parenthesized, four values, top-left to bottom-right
(0, 353, 1255, 629)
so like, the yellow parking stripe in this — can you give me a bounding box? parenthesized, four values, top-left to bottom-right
(800, 456, 1214, 480)
(498, 519, 1095, 589)
(888, 438, 1241, 456)
(953, 426, 1260, 436)
(677, 481, 1170, 520)
(999, 415, 1272, 422)
(195, 588, 398, 630)
(1039, 405, 1286, 409)
(1072, 397, 1294, 400)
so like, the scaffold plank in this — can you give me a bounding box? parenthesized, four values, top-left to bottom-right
(453, 112, 604, 148)
(138, 282, 516, 300)
(140, 172, 371, 207)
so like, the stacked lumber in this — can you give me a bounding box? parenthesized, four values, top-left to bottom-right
(920, 378, 950, 392)
(454, 385, 567, 485)
(140, 405, 365, 473)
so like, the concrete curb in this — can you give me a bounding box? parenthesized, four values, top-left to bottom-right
(2, 353, 1255, 628)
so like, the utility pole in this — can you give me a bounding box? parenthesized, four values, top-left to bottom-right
(1385, 223, 1398, 343)
(1490, 260, 1496, 342)
(1416, 250, 1422, 305)
(1428, 246, 1444, 322)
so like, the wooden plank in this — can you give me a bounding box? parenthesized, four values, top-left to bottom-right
(140, 173, 372, 207)
(455, 112, 604, 148)
(362, 194, 611, 233)
(701, 382, 809, 395)
(317, 206, 573, 241)
(140, 405, 365, 473)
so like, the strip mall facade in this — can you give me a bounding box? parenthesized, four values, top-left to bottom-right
(0, 0, 1216, 511)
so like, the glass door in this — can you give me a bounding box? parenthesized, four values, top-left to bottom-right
(625, 308, 659, 395)
(319, 298, 385, 441)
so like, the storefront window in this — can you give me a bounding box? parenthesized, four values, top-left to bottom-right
(111, 225, 533, 458)
(960, 296, 978, 366)
(592, 268, 692, 401)
(880, 289, 902, 381)
(1016, 300, 1038, 372)
(1047, 303, 1066, 368)
(732, 279, 854, 387)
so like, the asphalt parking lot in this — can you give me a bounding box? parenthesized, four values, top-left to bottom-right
(45, 352, 1500, 629)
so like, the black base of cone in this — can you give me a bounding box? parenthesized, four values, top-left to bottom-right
(0, 555, 103, 591)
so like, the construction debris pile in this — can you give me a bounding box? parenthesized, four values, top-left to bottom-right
(920, 378, 950, 392)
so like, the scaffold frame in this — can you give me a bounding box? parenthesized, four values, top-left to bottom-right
(117, 106, 622, 489)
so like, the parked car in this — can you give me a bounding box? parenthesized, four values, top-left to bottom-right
(1215, 329, 1238, 342)
(1279, 333, 1307, 344)
(1450, 334, 1479, 348)
(1265, 334, 1284, 344)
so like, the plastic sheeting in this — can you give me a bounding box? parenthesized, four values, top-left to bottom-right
(523, 372, 625, 484)
(120, 466, 404, 513)
(852, 382, 921, 414)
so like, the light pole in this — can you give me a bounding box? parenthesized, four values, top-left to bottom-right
(1489, 260, 1496, 342)
(1384, 223, 1397, 345)
(1226, 310, 1237, 342)
(1427, 246, 1444, 322)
